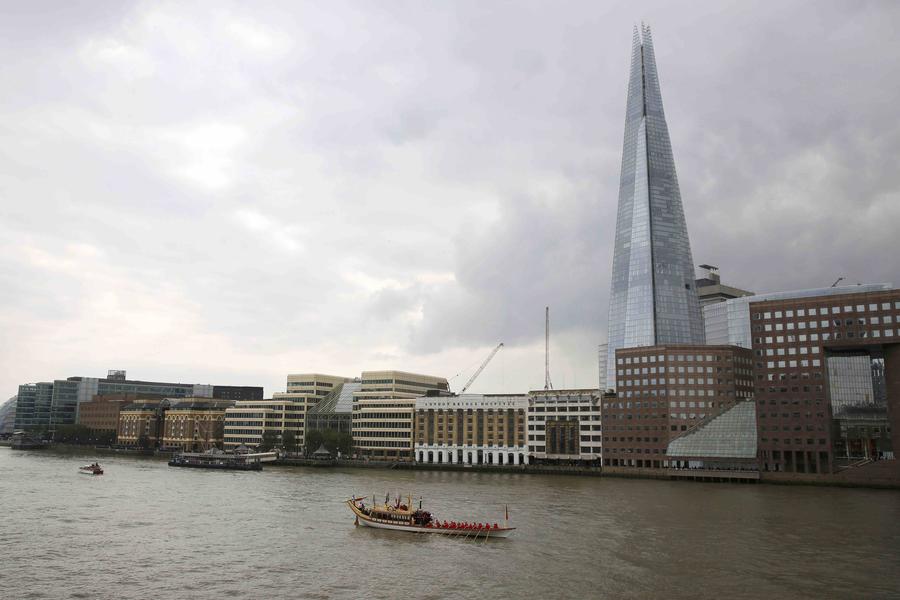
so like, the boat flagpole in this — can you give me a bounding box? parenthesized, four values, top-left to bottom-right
(505, 504, 509, 527)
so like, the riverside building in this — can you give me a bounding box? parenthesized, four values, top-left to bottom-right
(352, 370, 449, 460)
(13, 369, 262, 431)
(161, 399, 234, 452)
(414, 394, 528, 465)
(117, 399, 169, 447)
(604, 24, 705, 390)
(528, 389, 603, 465)
(750, 288, 900, 476)
(603, 345, 754, 468)
(224, 373, 350, 450)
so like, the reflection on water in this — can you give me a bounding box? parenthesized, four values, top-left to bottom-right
(1, 448, 899, 600)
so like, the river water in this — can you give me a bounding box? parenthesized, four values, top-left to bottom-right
(1, 448, 899, 600)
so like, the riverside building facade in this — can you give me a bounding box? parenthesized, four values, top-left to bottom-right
(528, 389, 603, 465)
(224, 373, 350, 450)
(13, 369, 262, 431)
(161, 399, 234, 452)
(750, 288, 900, 475)
(352, 371, 449, 460)
(414, 394, 528, 465)
(603, 345, 754, 468)
(605, 24, 705, 389)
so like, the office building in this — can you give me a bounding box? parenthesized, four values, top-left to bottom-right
(695, 265, 753, 306)
(78, 393, 162, 435)
(603, 345, 754, 468)
(528, 389, 603, 465)
(605, 25, 705, 389)
(13, 369, 262, 431)
(306, 380, 362, 435)
(704, 283, 892, 349)
(414, 394, 528, 466)
(352, 370, 449, 460)
(750, 288, 900, 475)
(223, 373, 350, 450)
(0, 396, 17, 435)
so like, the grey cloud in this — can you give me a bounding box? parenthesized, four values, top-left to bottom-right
(1, 1, 899, 398)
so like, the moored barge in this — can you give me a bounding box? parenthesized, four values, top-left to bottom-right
(168, 450, 274, 471)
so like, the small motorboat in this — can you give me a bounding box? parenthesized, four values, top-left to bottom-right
(79, 462, 104, 476)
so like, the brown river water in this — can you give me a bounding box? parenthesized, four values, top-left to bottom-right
(1, 448, 899, 599)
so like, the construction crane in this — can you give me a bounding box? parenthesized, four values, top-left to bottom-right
(460, 342, 504, 394)
(544, 306, 553, 390)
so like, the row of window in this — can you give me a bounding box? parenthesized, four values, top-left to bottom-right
(754, 303, 900, 319)
(617, 354, 740, 365)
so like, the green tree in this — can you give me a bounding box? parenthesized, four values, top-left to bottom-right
(260, 429, 281, 451)
(304, 429, 324, 456)
(282, 429, 297, 453)
(54, 424, 92, 444)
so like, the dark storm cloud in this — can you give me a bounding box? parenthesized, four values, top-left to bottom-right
(1, 1, 898, 396)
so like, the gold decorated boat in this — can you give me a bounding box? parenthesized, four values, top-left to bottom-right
(347, 495, 515, 538)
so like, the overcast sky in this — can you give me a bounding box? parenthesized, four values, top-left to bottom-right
(2, 0, 899, 399)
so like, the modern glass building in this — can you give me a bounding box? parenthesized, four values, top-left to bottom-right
(606, 24, 704, 389)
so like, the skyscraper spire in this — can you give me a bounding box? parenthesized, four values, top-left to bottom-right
(605, 25, 704, 390)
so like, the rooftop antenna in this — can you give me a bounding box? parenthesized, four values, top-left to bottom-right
(831, 277, 844, 288)
(544, 306, 553, 390)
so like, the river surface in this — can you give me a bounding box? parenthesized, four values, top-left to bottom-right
(1, 448, 899, 599)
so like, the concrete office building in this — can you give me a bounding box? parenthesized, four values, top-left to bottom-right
(528, 389, 603, 465)
(695, 265, 753, 306)
(224, 373, 350, 450)
(414, 394, 528, 466)
(605, 25, 705, 390)
(603, 345, 754, 468)
(352, 371, 449, 460)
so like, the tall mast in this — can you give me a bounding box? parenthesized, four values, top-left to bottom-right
(544, 306, 553, 390)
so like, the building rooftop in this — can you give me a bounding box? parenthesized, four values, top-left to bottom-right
(667, 401, 757, 459)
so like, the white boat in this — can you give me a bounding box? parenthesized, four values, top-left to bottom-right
(79, 462, 103, 475)
(347, 495, 515, 538)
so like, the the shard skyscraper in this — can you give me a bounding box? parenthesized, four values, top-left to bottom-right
(605, 24, 704, 390)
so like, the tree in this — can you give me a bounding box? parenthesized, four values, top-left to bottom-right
(320, 429, 351, 456)
(304, 429, 324, 456)
(282, 430, 297, 453)
(260, 429, 281, 452)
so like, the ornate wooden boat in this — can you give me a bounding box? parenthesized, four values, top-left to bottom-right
(347, 495, 515, 538)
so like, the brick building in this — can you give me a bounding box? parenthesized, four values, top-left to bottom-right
(604, 345, 754, 468)
(751, 289, 900, 475)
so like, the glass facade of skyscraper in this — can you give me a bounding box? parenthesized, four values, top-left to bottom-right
(606, 25, 704, 389)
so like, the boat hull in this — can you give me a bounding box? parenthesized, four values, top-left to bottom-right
(348, 500, 514, 538)
(168, 460, 262, 471)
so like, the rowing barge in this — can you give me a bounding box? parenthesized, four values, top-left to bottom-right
(347, 495, 515, 538)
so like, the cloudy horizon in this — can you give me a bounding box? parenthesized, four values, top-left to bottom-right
(2, 0, 899, 398)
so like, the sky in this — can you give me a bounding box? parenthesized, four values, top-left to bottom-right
(2, 0, 899, 399)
